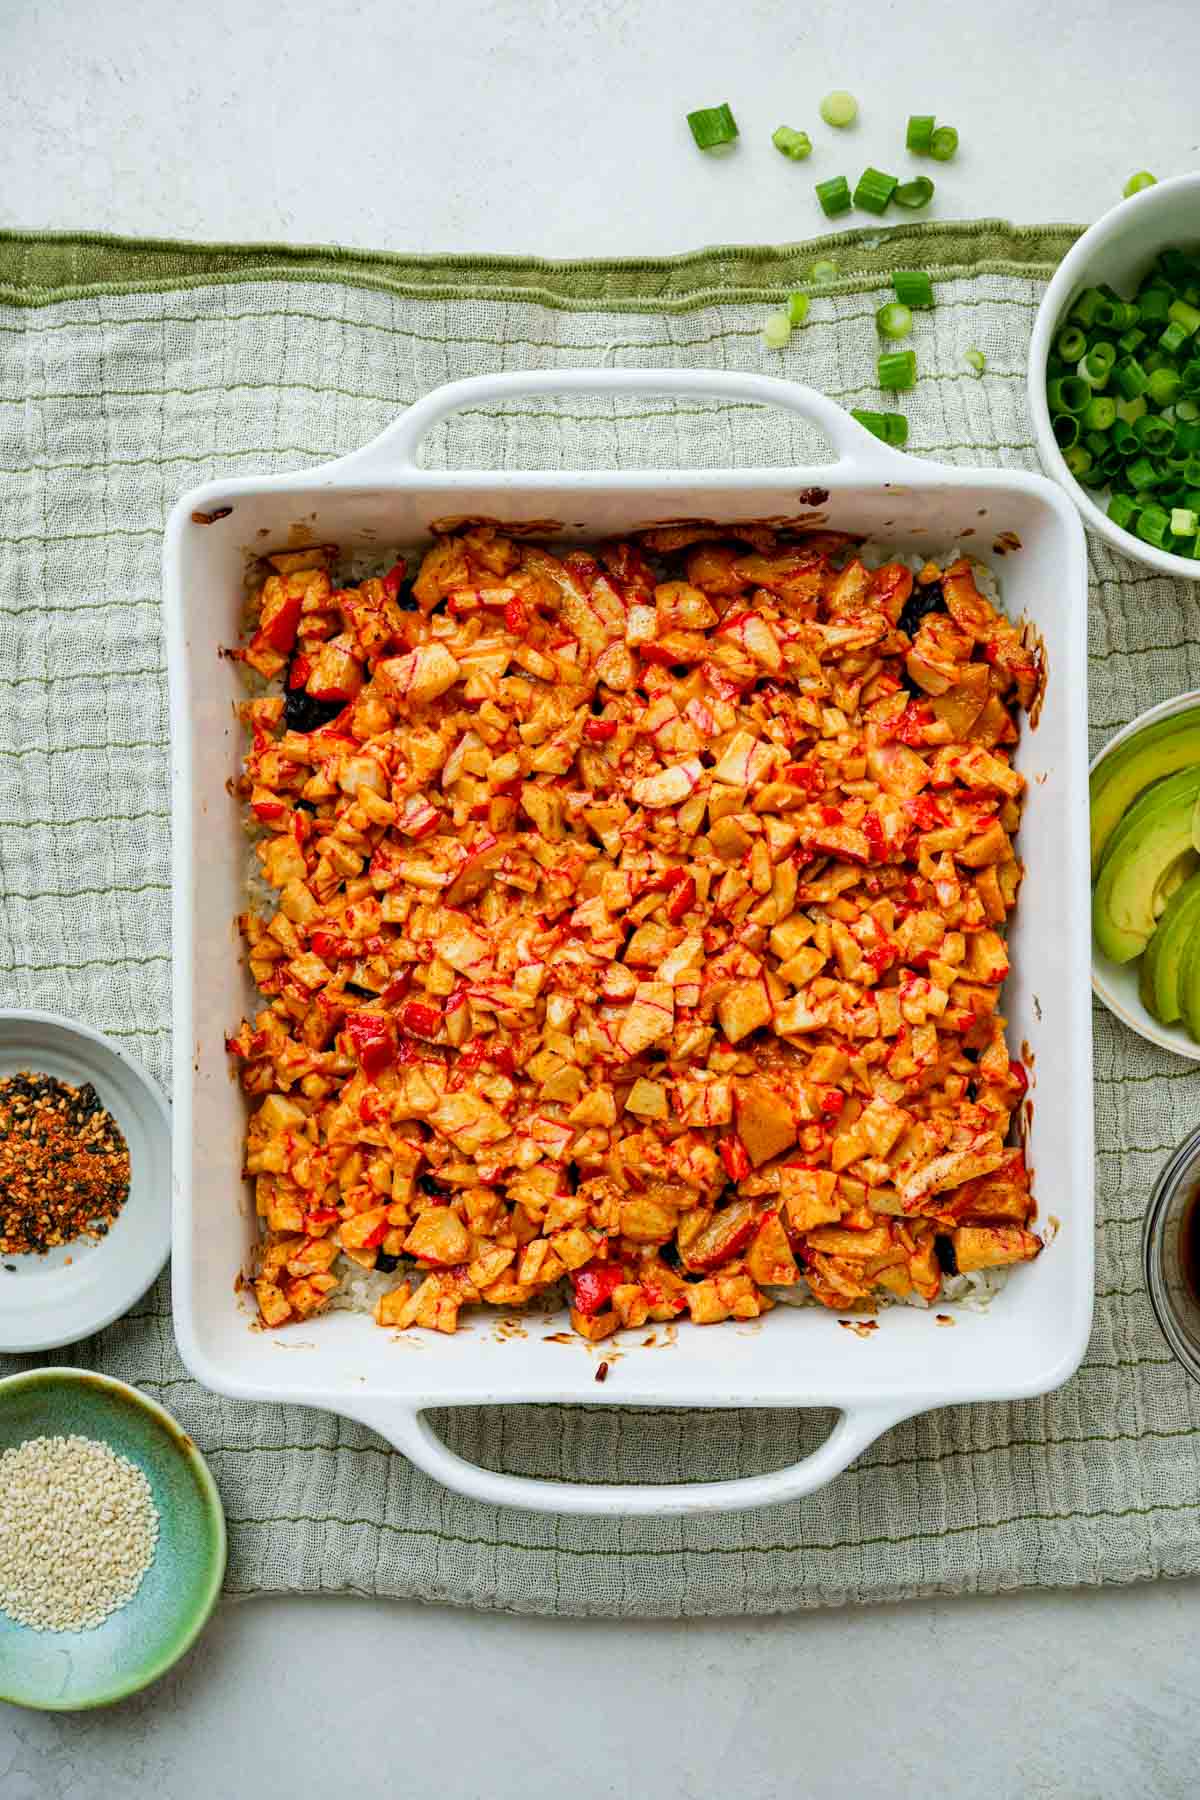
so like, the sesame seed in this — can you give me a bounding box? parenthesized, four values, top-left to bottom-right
(0, 1434, 160, 1632)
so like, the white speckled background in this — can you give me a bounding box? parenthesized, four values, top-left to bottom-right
(3, 0, 1199, 1790)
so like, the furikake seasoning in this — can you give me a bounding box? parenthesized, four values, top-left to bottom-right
(0, 1073, 131, 1256)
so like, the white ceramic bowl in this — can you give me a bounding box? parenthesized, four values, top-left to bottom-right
(1028, 171, 1200, 580)
(0, 1012, 171, 1351)
(1091, 690, 1200, 1060)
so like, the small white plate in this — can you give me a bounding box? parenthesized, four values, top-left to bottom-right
(0, 1012, 171, 1351)
(1091, 690, 1200, 1062)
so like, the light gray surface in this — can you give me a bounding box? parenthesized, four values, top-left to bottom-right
(5, 0, 1198, 255)
(3, 0, 1199, 1792)
(4, 1582, 1199, 1799)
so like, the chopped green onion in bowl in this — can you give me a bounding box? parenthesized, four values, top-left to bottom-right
(772, 126, 812, 160)
(1046, 240, 1200, 560)
(819, 91, 858, 128)
(687, 104, 739, 152)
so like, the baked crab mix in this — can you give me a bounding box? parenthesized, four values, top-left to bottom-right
(226, 523, 1043, 1342)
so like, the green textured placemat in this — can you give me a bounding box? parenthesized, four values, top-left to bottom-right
(2, 222, 1199, 1618)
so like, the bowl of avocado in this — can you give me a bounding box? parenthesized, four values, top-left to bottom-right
(1092, 689, 1200, 1058)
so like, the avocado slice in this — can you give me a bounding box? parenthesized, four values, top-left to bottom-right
(1144, 870, 1200, 1022)
(1180, 916, 1200, 1043)
(1090, 708, 1200, 874)
(1157, 851, 1200, 906)
(1093, 789, 1200, 964)
(1098, 765, 1200, 873)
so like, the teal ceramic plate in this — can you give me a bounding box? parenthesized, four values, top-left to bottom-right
(0, 1369, 226, 1709)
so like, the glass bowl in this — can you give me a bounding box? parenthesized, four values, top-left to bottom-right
(1143, 1124, 1200, 1382)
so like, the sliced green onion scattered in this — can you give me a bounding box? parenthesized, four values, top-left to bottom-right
(687, 103, 738, 152)
(819, 91, 858, 128)
(894, 176, 934, 209)
(787, 291, 810, 326)
(853, 168, 899, 214)
(964, 349, 986, 376)
(905, 115, 935, 153)
(892, 269, 933, 309)
(878, 349, 917, 391)
(1171, 508, 1199, 537)
(811, 258, 839, 282)
(876, 302, 913, 339)
(772, 126, 812, 160)
(815, 176, 853, 218)
(929, 126, 958, 161)
(762, 311, 792, 350)
(851, 408, 909, 446)
(1124, 172, 1157, 197)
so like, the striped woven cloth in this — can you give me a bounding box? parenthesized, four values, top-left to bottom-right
(2, 222, 1198, 1614)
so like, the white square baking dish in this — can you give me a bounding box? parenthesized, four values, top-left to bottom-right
(165, 370, 1094, 1517)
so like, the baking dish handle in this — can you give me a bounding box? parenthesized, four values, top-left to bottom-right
(330, 368, 912, 479)
(348, 1400, 913, 1518)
